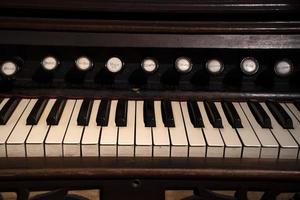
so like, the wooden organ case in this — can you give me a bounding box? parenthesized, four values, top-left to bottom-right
(1, 0, 300, 199)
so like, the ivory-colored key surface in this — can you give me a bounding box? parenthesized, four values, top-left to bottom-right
(81, 100, 101, 144)
(118, 100, 135, 145)
(45, 100, 76, 144)
(169, 102, 188, 146)
(7, 99, 37, 144)
(63, 99, 84, 144)
(180, 102, 206, 157)
(215, 102, 242, 158)
(26, 99, 56, 144)
(152, 101, 170, 157)
(233, 103, 261, 158)
(100, 100, 118, 145)
(239, 102, 279, 158)
(197, 101, 224, 157)
(0, 99, 29, 144)
(261, 102, 298, 159)
(135, 101, 152, 157)
(283, 103, 300, 146)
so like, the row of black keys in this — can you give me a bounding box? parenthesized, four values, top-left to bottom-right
(0, 97, 299, 129)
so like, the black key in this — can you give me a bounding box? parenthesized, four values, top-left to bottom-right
(187, 100, 204, 128)
(115, 100, 128, 127)
(96, 99, 111, 126)
(46, 98, 67, 125)
(161, 100, 175, 127)
(247, 101, 272, 128)
(26, 98, 48, 125)
(294, 101, 300, 112)
(0, 97, 21, 125)
(266, 101, 293, 129)
(204, 101, 223, 128)
(221, 101, 243, 128)
(77, 99, 93, 126)
(143, 100, 156, 127)
(0, 98, 3, 104)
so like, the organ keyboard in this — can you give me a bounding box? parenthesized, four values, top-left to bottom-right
(1, 0, 300, 199)
(1, 97, 300, 159)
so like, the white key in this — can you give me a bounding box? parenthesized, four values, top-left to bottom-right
(26, 99, 56, 144)
(45, 100, 76, 144)
(100, 100, 118, 157)
(240, 102, 279, 158)
(7, 99, 37, 144)
(152, 101, 170, 157)
(283, 103, 300, 146)
(81, 100, 101, 144)
(63, 100, 85, 157)
(63, 99, 84, 144)
(118, 101, 135, 145)
(81, 100, 101, 157)
(287, 103, 300, 121)
(197, 101, 224, 157)
(169, 102, 188, 157)
(0, 98, 8, 157)
(215, 102, 242, 158)
(261, 102, 298, 159)
(45, 100, 76, 157)
(0, 99, 30, 144)
(180, 102, 206, 157)
(135, 101, 152, 157)
(0, 98, 9, 110)
(233, 103, 261, 158)
(169, 102, 188, 145)
(118, 101, 135, 157)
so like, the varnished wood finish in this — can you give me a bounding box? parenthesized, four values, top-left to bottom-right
(1, 17, 300, 34)
(1, 31, 300, 49)
(0, 0, 300, 14)
(0, 157, 300, 181)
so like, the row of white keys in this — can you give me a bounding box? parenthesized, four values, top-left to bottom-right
(282, 103, 300, 149)
(260, 102, 298, 159)
(152, 101, 170, 157)
(0, 98, 9, 157)
(169, 101, 188, 157)
(135, 101, 152, 157)
(180, 102, 206, 157)
(215, 102, 242, 158)
(26, 99, 56, 157)
(239, 102, 279, 158)
(99, 100, 118, 156)
(63, 99, 84, 156)
(6, 99, 37, 157)
(197, 101, 224, 157)
(233, 103, 261, 158)
(118, 100, 135, 156)
(81, 100, 101, 157)
(45, 99, 76, 157)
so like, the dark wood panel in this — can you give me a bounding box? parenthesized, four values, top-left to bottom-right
(0, 0, 299, 14)
(1, 30, 300, 48)
(1, 17, 300, 34)
(1, 89, 299, 101)
(0, 157, 300, 181)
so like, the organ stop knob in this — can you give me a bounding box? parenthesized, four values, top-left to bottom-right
(274, 59, 293, 77)
(75, 56, 93, 71)
(105, 57, 123, 73)
(175, 57, 192, 73)
(0, 59, 22, 77)
(240, 57, 259, 75)
(41, 56, 59, 71)
(206, 59, 224, 75)
(141, 58, 158, 73)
